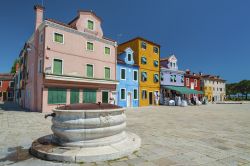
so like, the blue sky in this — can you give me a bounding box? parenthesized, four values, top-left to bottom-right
(0, 0, 249, 83)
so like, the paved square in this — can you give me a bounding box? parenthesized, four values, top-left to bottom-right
(0, 102, 250, 166)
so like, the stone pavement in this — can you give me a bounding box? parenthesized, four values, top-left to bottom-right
(0, 102, 250, 166)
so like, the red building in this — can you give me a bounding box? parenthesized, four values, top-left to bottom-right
(184, 70, 202, 99)
(0, 74, 14, 102)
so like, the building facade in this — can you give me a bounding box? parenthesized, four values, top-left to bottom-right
(19, 5, 118, 112)
(184, 70, 202, 100)
(200, 75, 226, 102)
(116, 47, 139, 107)
(0, 74, 14, 102)
(118, 37, 160, 106)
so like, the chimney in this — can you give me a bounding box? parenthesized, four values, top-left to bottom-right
(186, 69, 190, 74)
(34, 5, 44, 31)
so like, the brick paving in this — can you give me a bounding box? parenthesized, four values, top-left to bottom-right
(0, 102, 250, 166)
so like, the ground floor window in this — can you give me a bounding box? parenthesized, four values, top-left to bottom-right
(142, 90, 147, 99)
(83, 89, 96, 103)
(70, 89, 79, 104)
(48, 88, 66, 104)
(120, 89, 126, 100)
(134, 89, 138, 100)
(102, 91, 109, 103)
(8, 92, 13, 98)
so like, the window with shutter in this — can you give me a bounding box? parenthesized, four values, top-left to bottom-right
(86, 64, 93, 78)
(48, 88, 66, 104)
(104, 67, 110, 79)
(87, 20, 94, 30)
(53, 59, 62, 75)
(70, 89, 79, 104)
(121, 68, 126, 80)
(54, 33, 64, 43)
(120, 89, 126, 100)
(87, 42, 94, 51)
(133, 70, 138, 81)
(83, 89, 96, 103)
(105, 47, 110, 55)
(133, 89, 138, 99)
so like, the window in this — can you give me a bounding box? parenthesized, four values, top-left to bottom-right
(141, 72, 147, 82)
(128, 54, 132, 61)
(141, 41, 147, 49)
(39, 33, 44, 43)
(154, 60, 159, 67)
(0, 81, 2, 87)
(120, 88, 126, 100)
(104, 67, 111, 79)
(83, 89, 96, 103)
(8, 92, 13, 98)
(70, 89, 79, 104)
(160, 72, 164, 81)
(170, 62, 173, 67)
(54, 32, 64, 44)
(86, 64, 93, 78)
(154, 74, 159, 83)
(141, 56, 147, 64)
(53, 59, 62, 75)
(48, 88, 67, 104)
(87, 20, 94, 30)
(194, 79, 197, 87)
(186, 78, 189, 86)
(121, 68, 126, 80)
(9, 81, 14, 88)
(170, 75, 173, 82)
(133, 70, 138, 81)
(105, 47, 110, 55)
(142, 90, 147, 99)
(181, 76, 184, 83)
(134, 89, 138, 100)
(87, 42, 94, 51)
(38, 59, 42, 73)
(153, 47, 159, 54)
(173, 63, 176, 68)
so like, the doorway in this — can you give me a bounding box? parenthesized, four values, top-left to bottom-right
(149, 92, 153, 105)
(3, 92, 7, 101)
(102, 91, 109, 103)
(127, 92, 132, 107)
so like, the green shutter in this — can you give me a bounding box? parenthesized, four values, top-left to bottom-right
(105, 47, 110, 55)
(48, 88, 66, 104)
(70, 89, 79, 104)
(133, 71, 137, 81)
(102, 91, 109, 103)
(54, 33, 63, 43)
(121, 69, 125, 79)
(83, 89, 96, 103)
(87, 64, 93, 77)
(134, 89, 138, 99)
(105, 67, 110, 79)
(53, 59, 62, 75)
(87, 42, 93, 51)
(88, 20, 94, 30)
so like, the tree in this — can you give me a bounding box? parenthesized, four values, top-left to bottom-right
(10, 59, 20, 74)
(235, 80, 250, 100)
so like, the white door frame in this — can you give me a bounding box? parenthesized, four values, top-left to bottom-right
(127, 91, 133, 107)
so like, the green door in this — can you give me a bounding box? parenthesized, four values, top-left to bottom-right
(70, 89, 79, 104)
(83, 89, 96, 103)
(102, 91, 109, 103)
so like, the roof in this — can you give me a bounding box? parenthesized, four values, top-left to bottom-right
(117, 58, 139, 66)
(200, 74, 226, 82)
(184, 73, 201, 79)
(119, 37, 160, 47)
(160, 57, 169, 61)
(0, 73, 14, 81)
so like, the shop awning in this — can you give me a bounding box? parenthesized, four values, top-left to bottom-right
(162, 85, 204, 94)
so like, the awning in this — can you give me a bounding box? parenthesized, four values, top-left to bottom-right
(162, 85, 204, 94)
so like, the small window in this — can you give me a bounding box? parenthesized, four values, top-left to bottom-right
(154, 60, 158, 67)
(39, 33, 44, 43)
(142, 90, 147, 99)
(173, 75, 176, 82)
(87, 42, 94, 51)
(120, 89, 126, 100)
(186, 78, 189, 86)
(133, 70, 138, 81)
(194, 79, 197, 87)
(181, 76, 184, 83)
(141, 72, 147, 82)
(160, 72, 164, 81)
(154, 74, 159, 83)
(141, 41, 147, 49)
(54, 33, 64, 43)
(105, 47, 110, 55)
(104, 67, 111, 79)
(38, 59, 42, 73)
(134, 89, 138, 100)
(121, 68, 126, 80)
(141, 56, 147, 64)
(0, 81, 2, 87)
(9, 81, 14, 88)
(86, 64, 93, 78)
(153, 47, 159, 54)
(87, 20, 94, 30)
(170, 75, 173, 82)
(170, 62, 173, 67)
(53, 59, 62, 75)
(128, 54, 132, 61)
(8, 92, 13, 98)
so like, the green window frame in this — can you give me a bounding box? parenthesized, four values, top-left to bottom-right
(87, 20, 94, 30)
(120, 89, 126, 100)
(133, 70, 138, 81)
(104, 67, 111, 79)
(83, 89, 96, 103)
(70, 89, 79, 104)
(87, 42, 94, 51)
(121, 68, 126, 80)
(141, 72, 147, 82)
(105, 47, 110, 55)
(154, 74, 159, 83)
(141, 56, 147, 64)
(153, 47, 159, 54)
(134, 89, 138, 100)
(128, 53, 132, 61)
(48, 88, 66, 104)
(154, 60, 159, 67)
(86, 64, 93, 78)
(54, 33, 64, 43)
(53, 59, 62, 75)
(141, 41, 147, 49)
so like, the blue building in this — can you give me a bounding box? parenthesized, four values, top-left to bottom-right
(116, 47, 139, 107)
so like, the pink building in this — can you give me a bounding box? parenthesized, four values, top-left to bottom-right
(23, 5, 118, 112)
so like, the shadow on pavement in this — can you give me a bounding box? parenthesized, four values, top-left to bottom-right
(0, 102, 27, 112)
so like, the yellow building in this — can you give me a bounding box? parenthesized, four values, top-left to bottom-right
(203, 86, 213, 102)
(118, 37, 160, 106)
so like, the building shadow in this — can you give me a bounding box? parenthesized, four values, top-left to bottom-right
(0, 101, 28, 112)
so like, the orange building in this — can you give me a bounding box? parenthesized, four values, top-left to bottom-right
(0, 74, 14, 102)
(118, 37, 160, 106)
